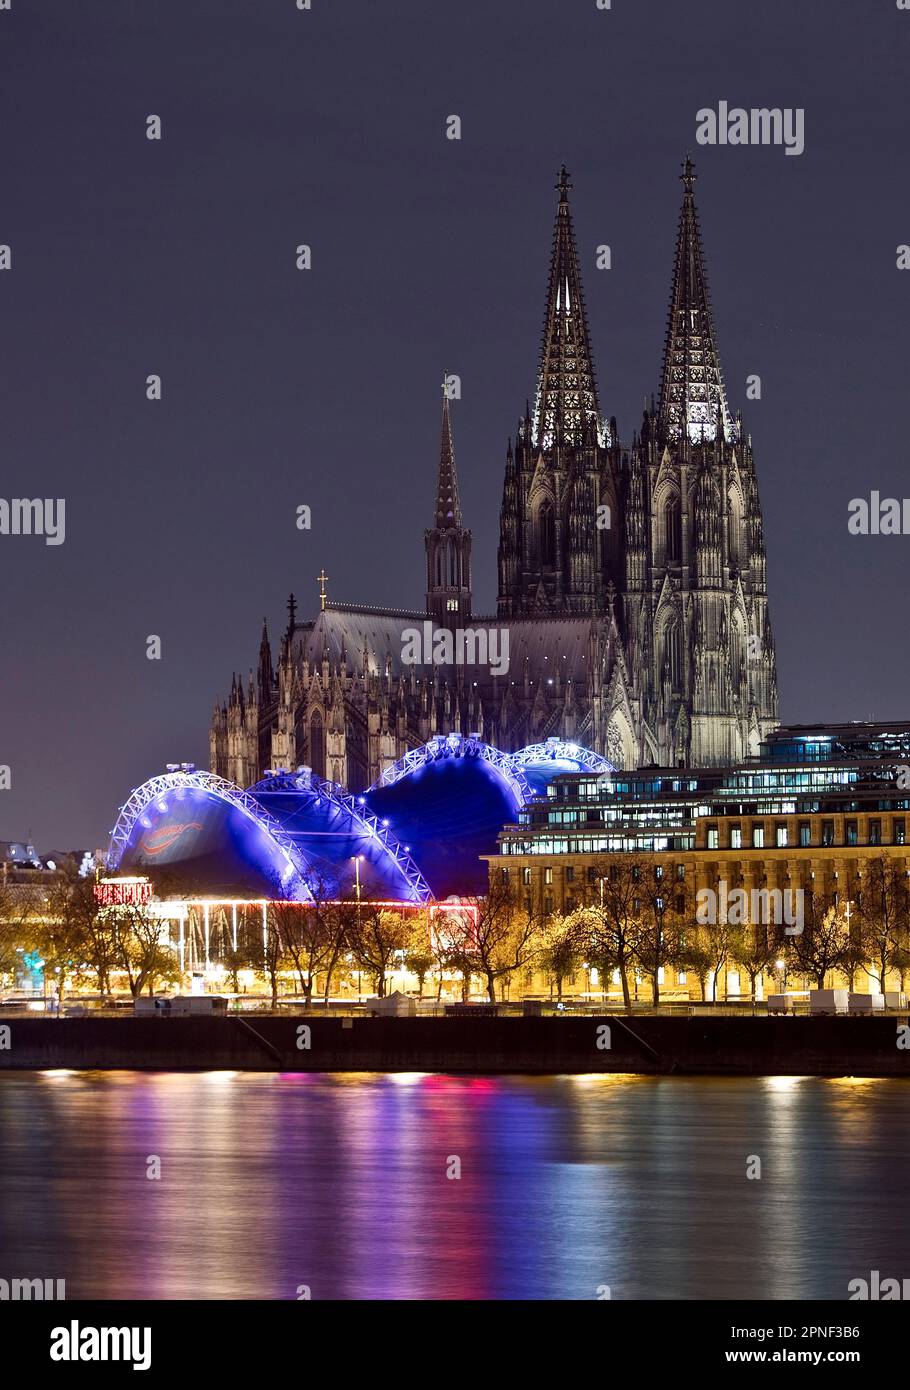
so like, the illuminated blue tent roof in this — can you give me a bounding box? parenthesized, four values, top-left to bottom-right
(109, 771, 430, 903)
(508, 738, 613, 795)
(363, 734, 531, 897)
(108, 738, 612, 902)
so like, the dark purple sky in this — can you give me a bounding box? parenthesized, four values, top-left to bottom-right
(2, 0, 909, 850)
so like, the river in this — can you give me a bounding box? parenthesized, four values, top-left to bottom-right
(0, 1071, 905, 1300)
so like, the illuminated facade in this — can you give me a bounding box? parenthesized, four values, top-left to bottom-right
(490, 722, 910, 1000)
(210, 160, 778, 789)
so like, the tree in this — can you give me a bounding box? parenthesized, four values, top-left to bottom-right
(346, 901, 411, 997)
(853, 856, 910, 995)
(404, 915, 437, 999)
(578, 857, 647, 1010)
(538, 911, 582, 1001)
(29, 876, 94, 1006)
(734, 923, 783, 1001)
(636, 872, 688, 1006)
(0, 880, 36, 987)
(110, 901, 181, 999)
(788, 890, 851, 990)
(52, 876, 119, 997)
(260, 907, 288, 1005)
(270, 883, 340, 1004)
(445, 880, 540, 1003)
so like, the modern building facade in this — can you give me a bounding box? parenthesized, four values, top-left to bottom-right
(210, 160, 778, 792)
(490, 722, 910, 1000)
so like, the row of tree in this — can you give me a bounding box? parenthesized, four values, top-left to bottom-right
(2, 853, 909, 1005)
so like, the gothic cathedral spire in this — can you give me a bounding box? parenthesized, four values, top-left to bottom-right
(426, 383, 472, 626)
(533, 165, 604, 451)
(658, 155, 732, 445)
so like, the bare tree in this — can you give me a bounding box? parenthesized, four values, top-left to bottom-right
(788, 889, 851, 990)
(853, 856, 910, 995)
(636, 872, 688, 1006)
(445, 880, 540, 1003)
(404, 913, 437, 999)
(537, 911, 582, 1002)
(110, 901, 182, 999)
(734, 923, 784, 1001)
(271, 880, 341, 1004)
(575, 857, 648, 1010)
(346, 901, 411, 997)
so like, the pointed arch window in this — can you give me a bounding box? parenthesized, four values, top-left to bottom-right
(664, 621, 681, 689)
(309, 711, 325, 779)
(665, 497, 681, 563)
(538, 501, 556, 567)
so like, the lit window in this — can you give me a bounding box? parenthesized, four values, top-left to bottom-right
(776, 825, 788, 848)
(730, 827, 742, 849)
(752, 826, 764, 848)
(707, 826, 719, 849)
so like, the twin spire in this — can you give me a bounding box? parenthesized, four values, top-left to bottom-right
(658, 155, 731, 443)
(533, 165, 603, 451)
(530, 156, 732, 455)
(431, 159, 734, 528)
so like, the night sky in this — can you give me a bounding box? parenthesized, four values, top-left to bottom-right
(2, 0, 909, 851)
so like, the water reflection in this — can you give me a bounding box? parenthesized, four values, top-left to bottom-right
(0, 1072, 906, 1300)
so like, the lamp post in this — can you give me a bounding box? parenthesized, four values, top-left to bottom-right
(352, 855, 363, 1000)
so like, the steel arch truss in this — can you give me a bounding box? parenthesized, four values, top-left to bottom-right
(508, 737, 614, 776)
(250, 769, 432, 904)
(106, 770, 314, 901)
(370, 732, 534, 806)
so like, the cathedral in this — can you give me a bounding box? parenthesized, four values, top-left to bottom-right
(210, 158, 779, 791)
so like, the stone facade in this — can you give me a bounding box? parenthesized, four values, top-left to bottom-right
(211, 160, 778, 791)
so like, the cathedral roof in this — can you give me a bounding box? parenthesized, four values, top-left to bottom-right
(295, 606, 597, 686)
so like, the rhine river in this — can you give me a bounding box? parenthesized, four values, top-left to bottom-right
(0, 1072, 906, 1300)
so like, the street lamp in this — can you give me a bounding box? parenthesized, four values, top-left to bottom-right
(352, 856, 364, 1000)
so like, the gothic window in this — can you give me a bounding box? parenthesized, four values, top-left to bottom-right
(309, 711, 325, 779)
(665, 498, 681, 563)
(665, 622, 681, 688)
(538, 501, 556, 567)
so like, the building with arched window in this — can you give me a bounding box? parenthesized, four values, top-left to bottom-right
(211, 162, 777, 793)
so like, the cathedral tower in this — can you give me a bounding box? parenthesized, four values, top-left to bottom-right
(626, 156, 778, 765)
(497, 167, 621, 619)
(425, 388, 472, 626)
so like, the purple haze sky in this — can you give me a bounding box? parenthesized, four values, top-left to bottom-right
(1, 0, 909, 850)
